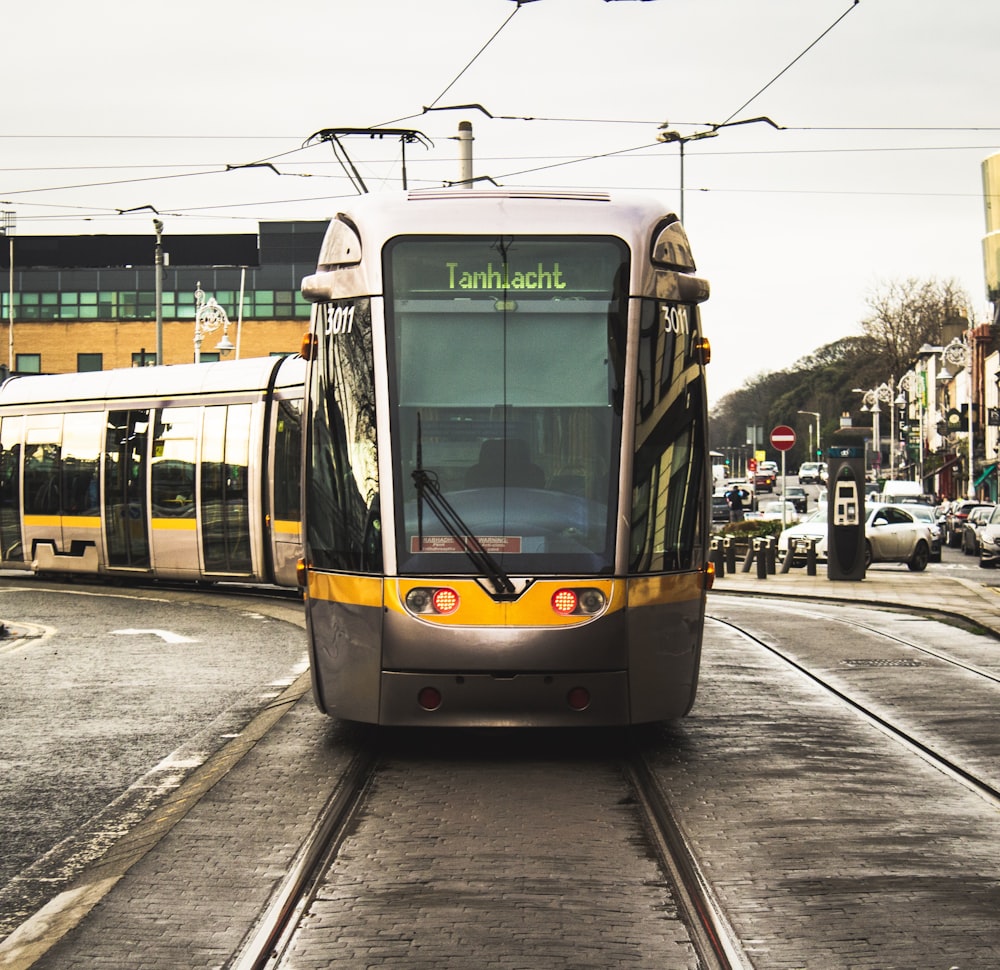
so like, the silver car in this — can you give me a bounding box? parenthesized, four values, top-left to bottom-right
(778, 503, 934, 571)
(978, 505, 1000, 567)
(907, 504, 942, 563)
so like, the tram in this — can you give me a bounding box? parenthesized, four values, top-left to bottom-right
(299, 187, 713, 727)
(0, 355, 304, 587)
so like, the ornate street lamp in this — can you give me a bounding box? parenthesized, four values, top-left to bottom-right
(938, 334, 974, 498)
(896, 370, 924, 484)
(193, 282, 234, 363)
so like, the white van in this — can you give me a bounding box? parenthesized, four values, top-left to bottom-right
(879, 481, 933, 505)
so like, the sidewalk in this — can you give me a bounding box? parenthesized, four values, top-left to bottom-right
(709, 557, 1000, 639)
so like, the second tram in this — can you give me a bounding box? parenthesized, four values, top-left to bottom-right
(300, 187, 713, 727)
(0, 355, 304, 587)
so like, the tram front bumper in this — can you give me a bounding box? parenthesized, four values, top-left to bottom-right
(379, 669, 631, 727)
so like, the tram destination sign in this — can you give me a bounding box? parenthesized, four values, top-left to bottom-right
(769, 425, 796, 452)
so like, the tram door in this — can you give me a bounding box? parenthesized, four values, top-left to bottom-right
(150, 406, 200, 578)
(104, 410, 151, 569)
(267, 397, 303, 586)
(0, 415, 24, 563)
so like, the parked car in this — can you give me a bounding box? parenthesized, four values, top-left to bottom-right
(783, 485, 808, 513)
(978, 505, 1000, 567)
(798, 461, 827, 484)
(778, 503, 933, 571)
(758, 500, 800, 524)
(777, 508, 829, 563)
(907, 504, 942, 563)
(962, 505, 994, 555)
(864, 504, 934, 570)
(712, 494, 731, 524)
(945, 501, 994, 548)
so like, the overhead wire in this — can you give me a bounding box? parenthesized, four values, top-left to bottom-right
(717, 0, 862, 126)
(3, 0, 992, 226)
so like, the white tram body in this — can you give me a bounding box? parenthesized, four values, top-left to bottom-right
(0, 355, 304, 587)
(300, 188, 713, 727)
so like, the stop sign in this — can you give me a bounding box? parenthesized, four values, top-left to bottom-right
(770, 425, 796, 451)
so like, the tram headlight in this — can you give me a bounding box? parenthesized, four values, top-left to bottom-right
(405, 588, 432, 612)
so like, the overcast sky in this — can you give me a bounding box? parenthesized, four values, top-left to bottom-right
(3, 0, 998, 402)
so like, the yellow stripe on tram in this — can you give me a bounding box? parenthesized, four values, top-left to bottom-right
(24, 514, 102, 529)
(151, 517, 198, 532)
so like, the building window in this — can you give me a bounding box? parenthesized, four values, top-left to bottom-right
(78, 353, 103, 372)
(16, 353, 41, 374)
(131, 350, 157, 367)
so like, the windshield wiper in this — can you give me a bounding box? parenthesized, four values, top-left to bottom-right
(412, 467, 516, 598)
(412, 413, 515, 598)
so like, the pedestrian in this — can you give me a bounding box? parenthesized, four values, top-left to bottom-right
(726, 485, 746, 522)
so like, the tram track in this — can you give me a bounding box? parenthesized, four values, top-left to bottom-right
(228, 750, 379, 970)
(625, 751, 752, 970)
(225, 732, 753, 970)
(707, 604, 1000, 810)
(715, 596, 1000, 684)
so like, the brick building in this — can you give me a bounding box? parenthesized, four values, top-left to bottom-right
(0, 221, 326, 375)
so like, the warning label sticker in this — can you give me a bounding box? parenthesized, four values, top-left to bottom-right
(410, 535, 522, 554)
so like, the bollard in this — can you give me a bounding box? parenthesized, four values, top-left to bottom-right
(724, 537, 736, 573)
(754, 537, 767, 579)
(779, 538, 794, 573)
(711, 537, 725, 578)
(806, 538, 818, 576)
(741, 540, 755, 572)
(766, 536, 777, 574)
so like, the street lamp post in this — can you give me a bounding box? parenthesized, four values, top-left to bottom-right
(939, 333, 975, 499)
(193, 282, 234, 363)
(655, 128, 719, 223)
(853, 384, 893, 478)
(797, 410, 821, 462)
(896, 370, 924, 484)
(656, 116, 783, 224)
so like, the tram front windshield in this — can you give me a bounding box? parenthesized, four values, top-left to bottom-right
(386, 235, 628, 576)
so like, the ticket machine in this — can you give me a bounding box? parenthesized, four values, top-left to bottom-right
(826, 429, 867, 581)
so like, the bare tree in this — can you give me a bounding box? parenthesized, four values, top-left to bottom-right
(861, 277, 972, 378)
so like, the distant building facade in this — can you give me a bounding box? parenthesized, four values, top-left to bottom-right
(0, 221, 325, 374)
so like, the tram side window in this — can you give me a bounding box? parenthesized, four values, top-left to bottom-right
(307, 298, 381, 573)
(61, 412, 102, 514)
(24, 418, 62, 516)
(201, 403, 252, 573)
(151, 407, 198, 517)
(629, 299, 707, 573)
(0, 415, 24, 562)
